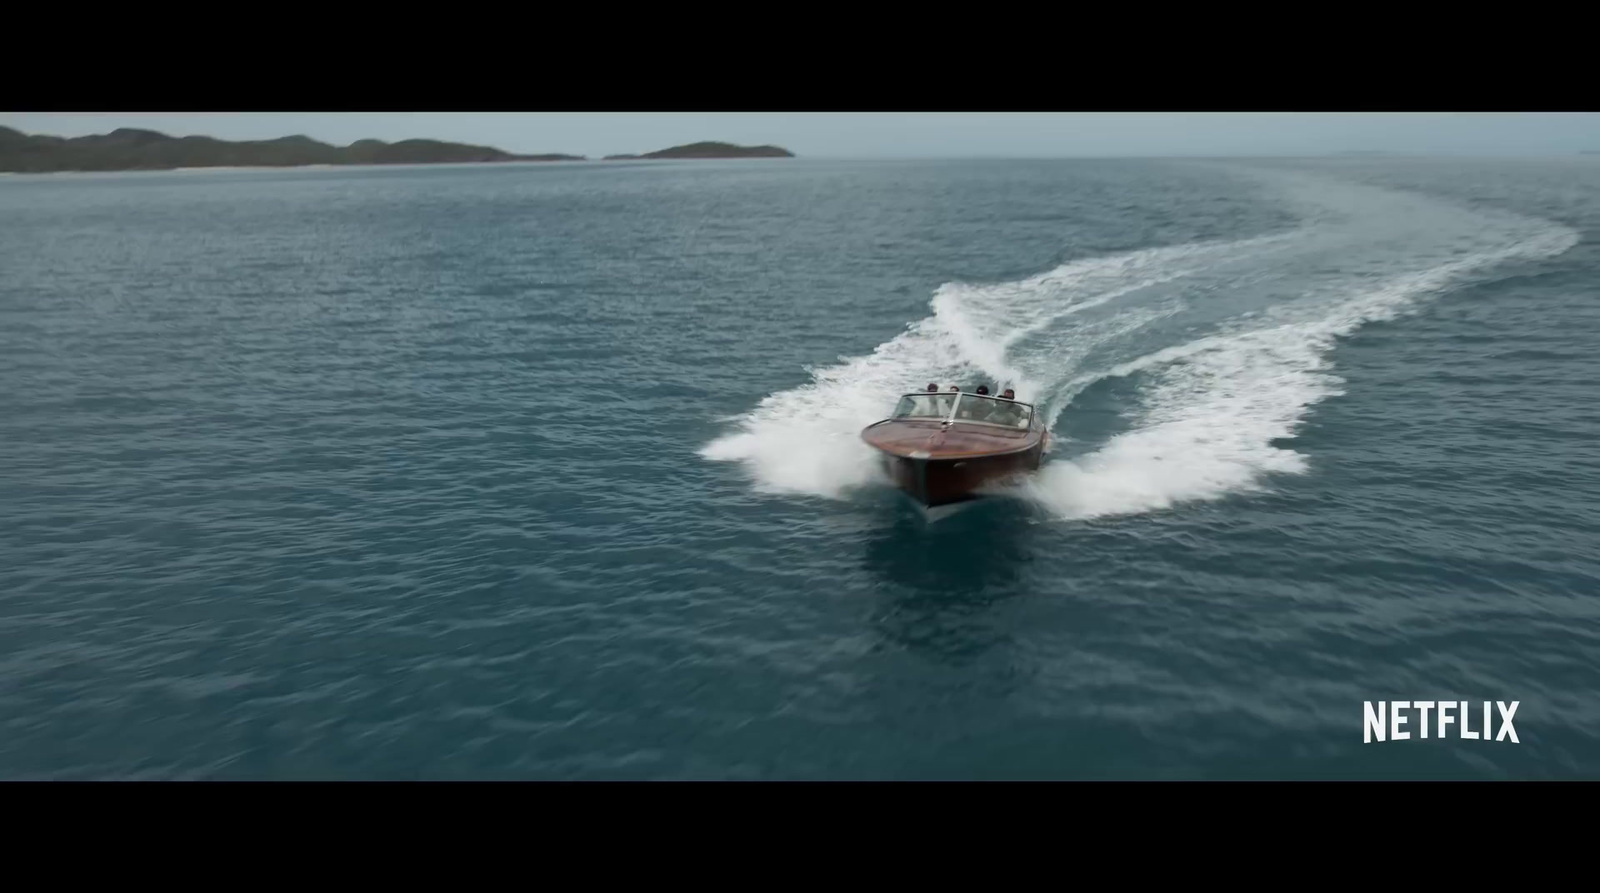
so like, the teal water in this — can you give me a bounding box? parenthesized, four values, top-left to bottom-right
(2, 158, 1598, 779)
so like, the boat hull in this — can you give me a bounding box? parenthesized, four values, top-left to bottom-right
(861, 396, 1048, 508)
(877, 442, 1044, 507)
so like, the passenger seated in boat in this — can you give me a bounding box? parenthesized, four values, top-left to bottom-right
(977, 400, 1011, 424)
(957, 393, 999, 422)
(894, 390, 949, 419)
(998, 390, 1030, 427)
(966, 388, 992, 422)
(987, 402, 1023, 427)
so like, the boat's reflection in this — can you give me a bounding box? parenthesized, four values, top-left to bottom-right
(858, 495, 1036, 664)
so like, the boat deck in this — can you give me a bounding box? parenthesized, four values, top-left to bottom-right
(861, 419, 1039, 459)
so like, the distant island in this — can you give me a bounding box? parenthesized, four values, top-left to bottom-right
(0, 126, 584, 173)
(0, 128, 797, 173)
(604, 141, 795, 160)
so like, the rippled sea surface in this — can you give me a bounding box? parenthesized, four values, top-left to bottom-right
(3, 158, 1599, 779)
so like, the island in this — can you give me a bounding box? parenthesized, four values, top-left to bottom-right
(604, 141, 794, 160)
(0, 126, 585, 173)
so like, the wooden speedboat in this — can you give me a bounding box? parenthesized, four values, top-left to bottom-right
(861, 389, 1049, 508)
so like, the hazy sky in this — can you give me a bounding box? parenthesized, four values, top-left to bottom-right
(4, 112, 1599, 158)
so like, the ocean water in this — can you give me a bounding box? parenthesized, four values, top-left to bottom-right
(2, 157, 1598, 779)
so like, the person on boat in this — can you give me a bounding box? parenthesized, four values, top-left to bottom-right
(969, 387, 1015, 424)
(918, 383, 942, 415)
(994, 390, 1029, 427)
(958, 385, 996, 421)
(985, 401, 1017, 424)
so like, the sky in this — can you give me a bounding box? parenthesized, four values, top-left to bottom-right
(4, 112, 1600, 158)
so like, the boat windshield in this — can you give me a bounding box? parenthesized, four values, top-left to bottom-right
(951, 394, 1033, 429)
(892, 394, 953, 419)
(890, 393, 1033, 428)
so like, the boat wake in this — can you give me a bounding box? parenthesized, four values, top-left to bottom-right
(700, 168, 1579, 519)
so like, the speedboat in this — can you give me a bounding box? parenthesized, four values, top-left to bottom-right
(861, 388, 1049, 508)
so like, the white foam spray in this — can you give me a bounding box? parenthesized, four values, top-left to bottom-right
(1020, 225, 1579, 519)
